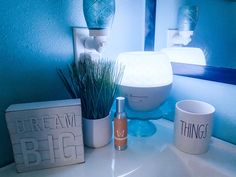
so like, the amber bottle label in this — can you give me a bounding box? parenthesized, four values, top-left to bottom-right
(114, 118, 127, 148)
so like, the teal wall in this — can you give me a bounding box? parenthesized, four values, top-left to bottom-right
(0, 0, 145, 167)
(0, 0, 80, 167)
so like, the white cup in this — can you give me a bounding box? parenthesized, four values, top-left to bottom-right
(174, 100, 215, 154)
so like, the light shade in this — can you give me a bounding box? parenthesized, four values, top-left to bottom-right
(117, 51, 173, 111)
(83, 0, 115, 30)
(178, 5, 198, 31)
(161, 47, 206, 66)
(117, 52, 173, 88)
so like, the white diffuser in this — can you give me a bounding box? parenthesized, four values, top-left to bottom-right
(117, 52, 173, 136)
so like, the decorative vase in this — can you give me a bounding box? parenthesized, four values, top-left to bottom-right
(83, 115, 112, 148)
(83, 0, 115, 30)
(178, 5, 198, 31)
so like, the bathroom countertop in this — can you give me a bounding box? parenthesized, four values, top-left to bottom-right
(0, 119, 236, 177)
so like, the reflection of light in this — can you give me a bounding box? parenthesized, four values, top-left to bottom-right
(117, 52, 173, 87)
(111, 158, 115, 177)
(161, 47, 206, 66)
(117, 166, 142, 177)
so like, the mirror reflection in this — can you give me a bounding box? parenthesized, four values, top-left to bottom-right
(155, 0, 236, 69)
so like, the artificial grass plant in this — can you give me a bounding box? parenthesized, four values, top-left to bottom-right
(58, 55, 124, 119)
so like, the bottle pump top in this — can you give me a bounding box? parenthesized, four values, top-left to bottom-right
(116, 97, 125, 114)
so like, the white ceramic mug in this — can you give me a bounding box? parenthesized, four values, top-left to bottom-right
(174, 100, 215, 154)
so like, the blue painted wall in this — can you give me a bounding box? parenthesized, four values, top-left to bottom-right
(0, 0, 80, 167)
(155, 0, 236, 144)
(0, 0, 145, 167)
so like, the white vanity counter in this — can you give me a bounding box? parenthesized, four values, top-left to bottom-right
(0, 119, 236, 177)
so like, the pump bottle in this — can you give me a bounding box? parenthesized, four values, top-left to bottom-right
(114, 97, 127, 150)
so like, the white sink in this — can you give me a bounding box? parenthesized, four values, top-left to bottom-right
(123, 144, 236, 177)
(0, 119, 235, 177)
(123, 145, 190, 177)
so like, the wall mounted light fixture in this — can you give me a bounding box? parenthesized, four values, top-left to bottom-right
(167, 5, 198, 47)
(73, 0, 115, 61)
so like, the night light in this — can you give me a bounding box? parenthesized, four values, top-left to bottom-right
(73, 0, 115, 61)
(117, 51, 173, 136)
(161, 47, 206, 65)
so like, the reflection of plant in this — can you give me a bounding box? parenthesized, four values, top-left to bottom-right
(58, 56, 124, 119)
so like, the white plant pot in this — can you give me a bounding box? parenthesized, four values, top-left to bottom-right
(83, 115, 112, 148)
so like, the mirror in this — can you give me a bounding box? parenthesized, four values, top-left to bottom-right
(145, 0, 236, 85)
(188, 1, 236, 69)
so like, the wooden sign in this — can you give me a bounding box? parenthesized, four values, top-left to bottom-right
(5, 99, 84, 172)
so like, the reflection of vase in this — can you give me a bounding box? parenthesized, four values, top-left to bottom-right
(178, 5, 198, 31)
(83, 115, 112, 148)
(83, 0, 115, 30)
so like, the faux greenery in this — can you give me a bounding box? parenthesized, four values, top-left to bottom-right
(58, 55, 124, 119)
